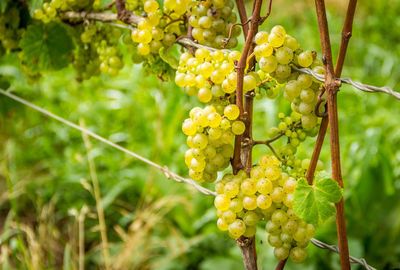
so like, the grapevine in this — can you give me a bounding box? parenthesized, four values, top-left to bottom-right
(3, 0, 394, 269)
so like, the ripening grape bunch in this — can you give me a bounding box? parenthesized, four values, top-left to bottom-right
(214, 155, 315, 263)
(175, 48, 242, 103)
(183, 105, 245, 182)
(33, 0, 92, 23)
(253, 25, 326, 131)
(77, 24, 124, 76)
(188, 0, 240, 48)
(130, 0, 184, 56)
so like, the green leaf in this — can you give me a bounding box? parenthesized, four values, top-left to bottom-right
(293, 178, 343, 226)
(159, 46, 179, 69)
(19, 22, 74, 71)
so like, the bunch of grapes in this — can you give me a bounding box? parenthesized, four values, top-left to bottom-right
(0, 7, 22, 52)
(188, 0, 240, 48)
(33, 0, 92, 23)
(214, 155, 314, 263)
(182, 105, 245, 182)
(176, 48, 244, 103)
(129, 0, 188, 56)
(254, 25, 325, 130)
(73, 24, 123, 77)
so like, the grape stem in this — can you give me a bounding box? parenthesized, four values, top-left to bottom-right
(275, 259, 287, 270)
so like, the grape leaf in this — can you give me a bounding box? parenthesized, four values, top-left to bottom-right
(159, 46, 179, 69)
(19, 22, 74, 71)
(293, 177, 343, 226)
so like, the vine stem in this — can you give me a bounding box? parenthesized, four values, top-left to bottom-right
(306, 0, 358, 185)
(314, 1, 356, 269)
(275, 259, 287, 270)
(232, 0, 264, 269)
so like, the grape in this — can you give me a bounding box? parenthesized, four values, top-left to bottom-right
(228, 219, 246, 239)
(214, 194, 231, 211)
(297, 51, 314, 68)
(290, 247, 308, 263)
(231, 121, 246, 135)
(274, 247, 290, 260)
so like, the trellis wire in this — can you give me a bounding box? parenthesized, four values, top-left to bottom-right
(0, 88, 376, 270)
(0, 88, 215, 196)
(311, 238, 377, 270)
(293, 67, 400, 100)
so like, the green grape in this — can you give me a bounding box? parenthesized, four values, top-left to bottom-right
(297, 51, 314, 67)
(290, 247, 307, 263)
(214, 194, 231, 211)
(241, 179, 257, 195)
(228, 219, 246, 239)
(257, 194, 272, 209)
(224, 104, 240, 120)
(243, 211, 260, 226)
(217, 218, 229, 231)
(231, 121, 246, 135)
(274, 247, 290, 260)
(242, 195, 257, 210)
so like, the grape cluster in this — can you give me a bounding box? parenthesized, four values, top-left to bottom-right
(254, 25, 325, 130)
(73, 24, 123, 77)
(0, 7, 22, 52)
(176, 48, 245, 103)
(183, 105, 245, 182)
(214, 155, 314, 263)
(33, 0, 92, 23)
(129, 0, 187, 56)
(188, 0, 240, 48)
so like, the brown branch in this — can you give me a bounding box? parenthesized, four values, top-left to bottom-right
(232, 0, 263, 173)
(260, 0, 273, 23)
(275, 259, 287, 270)
(306, 116, 328, 184)
(335, 0, 358, 76)
(306, 0, 358, 184)
(235, 0, 249, 36)
(237, 236, 257, 270)
(115, 0, 142, 24)
(314, 1, 351, 270)
(232, 0, 264, 268)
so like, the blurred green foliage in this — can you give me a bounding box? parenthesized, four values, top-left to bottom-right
(0, 0, 399, 269)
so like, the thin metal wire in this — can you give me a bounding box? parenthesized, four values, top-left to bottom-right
(311, 238, 377, 270)
(0, 89, 378, 269)
(293, 67, 400, 100)
(0, 89, 216, 196)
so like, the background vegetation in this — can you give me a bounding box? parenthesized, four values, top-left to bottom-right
(1, 0, 399, 269)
